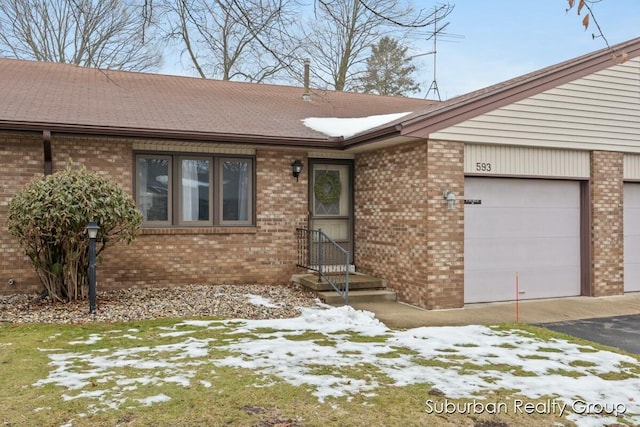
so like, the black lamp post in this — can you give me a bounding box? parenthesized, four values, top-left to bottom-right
(291, 159, 304, 181)
(86, 221, 100, 314)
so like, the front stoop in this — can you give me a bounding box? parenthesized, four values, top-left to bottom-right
(292, 273, 396, 305)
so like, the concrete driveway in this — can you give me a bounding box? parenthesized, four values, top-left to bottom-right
(540, 314, 640, 355)
(350, 293, 640, 329)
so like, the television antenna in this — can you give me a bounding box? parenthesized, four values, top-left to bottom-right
(419, 6, 464, 101)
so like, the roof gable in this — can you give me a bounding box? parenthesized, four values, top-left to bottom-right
(431, 57, 640, 152)
(399, 37, 640, 139)
(341, 37, 640, 149)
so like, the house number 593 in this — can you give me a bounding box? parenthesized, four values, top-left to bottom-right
(475, 162, 492, 172)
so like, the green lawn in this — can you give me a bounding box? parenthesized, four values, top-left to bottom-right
(0, 311, 638, 427)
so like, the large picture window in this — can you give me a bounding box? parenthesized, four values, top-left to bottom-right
(135, 153, 254, 226)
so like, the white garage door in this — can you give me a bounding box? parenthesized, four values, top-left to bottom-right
(464, 178, 581, 303)
(624, 183, 640, 292)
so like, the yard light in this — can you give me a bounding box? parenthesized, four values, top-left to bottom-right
(443, 190, 456, 210)
(291, 159, 304, 181)
(86, 221, 100, 314)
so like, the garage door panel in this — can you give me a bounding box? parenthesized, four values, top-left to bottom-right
(465, 208, 579, 238)
(625, 264, 640, 291)
(465, 237, 580, 270)
(625, 235, 640, 255)
(465, 268, 581, 303)
(624, 183, 640, 292)
(464, 177, 581, 303)
(465, 178, 580, 208)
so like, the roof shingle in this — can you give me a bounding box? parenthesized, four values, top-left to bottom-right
(0, 59, 436, 144)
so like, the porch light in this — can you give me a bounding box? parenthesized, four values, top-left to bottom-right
(85, 221, 100, 314)
(291, 159, 304, 181)
(443, 190, 456, 210)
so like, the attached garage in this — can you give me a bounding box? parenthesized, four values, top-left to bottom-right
(464, 177, 582, 303)
(624, 183, 640, 292)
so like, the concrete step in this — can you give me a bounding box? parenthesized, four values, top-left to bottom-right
(318, 289, 397, 306)
(292, 273, 387, 292)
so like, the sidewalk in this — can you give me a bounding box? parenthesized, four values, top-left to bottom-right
(350, 293, 640, 329)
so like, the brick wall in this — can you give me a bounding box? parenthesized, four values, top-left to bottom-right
(355, 140, 464, 310)
(0, 133, 44, 293)
(355, 141, 429, 307)
(101, 148, 307, 289)
(424, 140, 465, 309)
(52, 136, 133, 191)
(590, 150, 624, 296)
(0, 133, 308, 294)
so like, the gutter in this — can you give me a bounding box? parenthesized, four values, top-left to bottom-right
(339, 124, 403, 150)
(0, 121, 341, 150)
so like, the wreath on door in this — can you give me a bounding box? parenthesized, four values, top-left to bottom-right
(314, 172, 342, 204)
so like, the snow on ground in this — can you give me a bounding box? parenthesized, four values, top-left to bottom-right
(33, 299, 640, 427)
(246, 294, 280, 308)
(302, 112, 412, 138)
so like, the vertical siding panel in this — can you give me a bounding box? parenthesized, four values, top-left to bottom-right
(624, 154, 640, 180)
(464, 144, 589, 178)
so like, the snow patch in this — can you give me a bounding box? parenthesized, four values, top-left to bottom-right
(246, 294, 280, 308)
(137, 393, 171, 406)
(302, 112, 411, 138)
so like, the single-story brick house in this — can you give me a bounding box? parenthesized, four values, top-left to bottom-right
(2, 37, 640, 309)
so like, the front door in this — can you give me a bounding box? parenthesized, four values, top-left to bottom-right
(309, 161, 353, 262)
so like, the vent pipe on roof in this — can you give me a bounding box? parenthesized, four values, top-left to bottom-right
(302, 59, 311, 101)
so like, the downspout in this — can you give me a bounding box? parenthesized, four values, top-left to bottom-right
(43, 130, 52, 175)
(37, 130, 53, 301)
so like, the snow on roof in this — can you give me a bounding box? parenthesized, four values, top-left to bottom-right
(302, 112, 411, 138)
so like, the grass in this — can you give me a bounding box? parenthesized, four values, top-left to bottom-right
(0, 318, 638, 427)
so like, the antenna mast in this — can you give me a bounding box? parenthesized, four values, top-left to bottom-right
(424, 5, 463, 101)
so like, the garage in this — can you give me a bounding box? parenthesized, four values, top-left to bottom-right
(464, 177, 582, 303)
(624, 183, 640, 292)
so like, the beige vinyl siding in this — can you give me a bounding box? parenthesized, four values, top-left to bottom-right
(465, 145, 590, 178)
(432, 58, 640, 152)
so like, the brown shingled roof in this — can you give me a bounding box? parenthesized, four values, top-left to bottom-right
(3, 37, 639, 150)
(0, 58, 436, 147)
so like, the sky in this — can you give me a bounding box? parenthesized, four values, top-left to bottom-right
(409, 0, 640, 99)
(158, 0, 640, 101)
(30, 299, 640, 427)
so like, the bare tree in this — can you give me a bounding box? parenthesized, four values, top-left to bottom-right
(301, 0, 452, 91)
(159, 0, 299, 82)
(0, 0, 161, 71)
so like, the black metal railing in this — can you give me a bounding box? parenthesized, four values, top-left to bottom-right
(296, 228, 350, 305)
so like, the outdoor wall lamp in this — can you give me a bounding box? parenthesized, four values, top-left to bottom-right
(443, 190, 456, 210)
(85, 221, 100, 314)
(291, 159, 304, 181)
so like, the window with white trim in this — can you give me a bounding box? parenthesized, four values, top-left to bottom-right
(136, 154, 254, 226)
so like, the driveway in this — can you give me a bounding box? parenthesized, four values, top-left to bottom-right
(540, 314, 640, 355)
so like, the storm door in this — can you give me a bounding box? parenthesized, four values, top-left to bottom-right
(309, 161, 353, 264)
